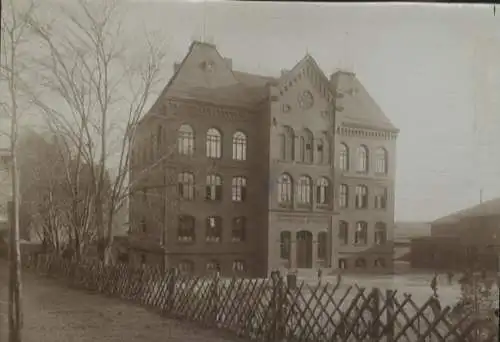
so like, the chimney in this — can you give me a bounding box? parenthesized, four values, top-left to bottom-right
(224, 58, 232, 70)
(173, 62, 181, 73)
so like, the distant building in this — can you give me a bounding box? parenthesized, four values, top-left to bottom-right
(410, 198, 500, 271)
(128, 41, 399, 277)
(393, 222, 430, 273)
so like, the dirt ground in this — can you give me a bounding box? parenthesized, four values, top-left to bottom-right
(0, 262, 241, 342)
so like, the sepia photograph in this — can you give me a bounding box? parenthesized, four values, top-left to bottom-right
(0, 0, 499, 341)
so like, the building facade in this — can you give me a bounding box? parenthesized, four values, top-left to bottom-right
(128, 41, 399, 277)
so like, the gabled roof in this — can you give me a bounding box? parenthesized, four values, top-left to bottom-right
(432, 197, 500, 225)
(330, 70, 399, 133)
(278, 54, 336, 104)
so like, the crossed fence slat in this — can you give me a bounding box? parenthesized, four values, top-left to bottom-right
(24, 254, 498, 342)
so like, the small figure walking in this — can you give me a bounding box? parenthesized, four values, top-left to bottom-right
(430, 273, 438, 298)
(317, 268, 323, 284)
(447, 270, 453, 285)
(336, 270, 343, 286)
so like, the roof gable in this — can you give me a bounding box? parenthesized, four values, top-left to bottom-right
(331, 71, 398, 132)
(278, 55, 336, 105)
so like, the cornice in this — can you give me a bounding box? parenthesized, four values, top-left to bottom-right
(337, 125, 398, 140)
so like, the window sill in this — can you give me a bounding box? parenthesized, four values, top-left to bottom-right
(316, 204, 331, 210)
(278, 202, 293, 209)
(374, 172, 388, 177)
(205, 240, 222, 243)
(297, 203, 312, 209)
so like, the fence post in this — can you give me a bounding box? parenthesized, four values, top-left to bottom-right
(276, 272, 286, 341)
(385, 289, 394, 342)
(166, 267, 177, 314)
(370, 288, 380, 341)
(211, 271, 220, 326)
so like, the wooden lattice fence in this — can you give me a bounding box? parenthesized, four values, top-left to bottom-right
(25, 255, 498, 341)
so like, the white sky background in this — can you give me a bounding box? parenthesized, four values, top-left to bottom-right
(4, 0, 500, 223)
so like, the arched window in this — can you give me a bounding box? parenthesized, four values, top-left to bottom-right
(317, 231, 328, 260)
(375, 147, 388, 174)
(206, 216, 222, 243)
(355, 221, 368, 245)
(339, 184, 349, 208)
(206, 174, 222, 201)
(177, 124, 194, 156)
(375, 222, 387, 245)
(232, 217, 246, 242)
(177, 215, 195, 242)
(355, 258, 367, 268)
(315, 177, 330, 205)
(232, 176, 247, 202)
(206, 128, 222, 158)
(339, 143, 349, 171)
(357, 145, 369, 173)
(299, 129, 313, 163)
(297, 176, 312, 205)
(355, 185, 368, 209)
(232, 131, 247, 161)
(280, 231, 291, 259)
(277, 174, 293, 204)
(339, 221, 349, 245)
(178, 172, 195, 200)
(279, 126, 295, 161)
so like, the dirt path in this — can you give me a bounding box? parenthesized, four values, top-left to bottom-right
(0, 263, 240, 342)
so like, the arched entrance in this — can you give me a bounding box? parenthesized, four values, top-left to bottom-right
(296, 230, 313, 268)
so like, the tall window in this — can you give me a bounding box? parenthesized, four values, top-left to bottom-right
(375, 222, 387, 245)
(206, 128, 222, 158)
(375, 148, 388, 174)
(232, 176, 247, 202)
(178, 124, 194, 156)
(232, 260, 246, 272)
(315, 177, 330, 205)
(231, 217, 246, 242)
(178, 260, 194, 274)
(355, 185, 368, 209)
(357, 145, 369, 173)
(277, 174, 293, 204)
(299, 129, 313, 163)
(374, 187, 388, 209)
(297, 176, 312, 205)
(280, 231, 291, 259)
(232, 131, 247, 161)
(206, 174, 222, 201)
(339, 184, 349, 208)
(206, 216, 222, 242)
(178, 172, 195, 200)
(177, 215, 195, 242)
(355, 221, 368, 245)
(339, 221, 349, 245)
(280, 126, 295, 161)
(317, 231, 328, 260)
(207, 260, 220, 272)
(316, 138, 325, 164)
(156, 124, 163, 153)
(339, 143, 349, 171)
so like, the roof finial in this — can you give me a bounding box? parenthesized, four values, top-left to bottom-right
(202, 0, 207, 42)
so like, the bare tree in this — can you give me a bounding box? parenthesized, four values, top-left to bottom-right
(22, 0, 168, 264)
(0, 0, 37, 340)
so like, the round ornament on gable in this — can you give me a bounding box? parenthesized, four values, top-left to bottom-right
(298, 90, 314, 109)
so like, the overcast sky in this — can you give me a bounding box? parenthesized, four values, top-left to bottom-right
(120, 1, 500, 223)
(4, 1, 500, 223)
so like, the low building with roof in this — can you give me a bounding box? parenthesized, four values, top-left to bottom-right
(409, 198, 500, 272)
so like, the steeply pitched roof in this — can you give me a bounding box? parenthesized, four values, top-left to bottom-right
(330, 70, 399, 132)
(432, 197, 500, 225)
